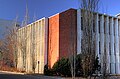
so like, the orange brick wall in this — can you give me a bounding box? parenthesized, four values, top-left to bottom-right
(48, 9, 77, 68)
(48, 14, 59, 68)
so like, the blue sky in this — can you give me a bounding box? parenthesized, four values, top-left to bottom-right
(0, 0, 120, 23)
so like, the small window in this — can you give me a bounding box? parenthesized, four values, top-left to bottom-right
(99, 21, 100, 33)
(81, 17, 83, 30)
(113, 20, 115, 36)
(109, 20, 111, 35)
(114, 43, 115, 55)
(119, 20, 120, 36)
(104, 21, 106, 34)
(109, 43, 111, 55)
(16, 24, 20, 27)
(99, 41, 101, 54)
(93, 20, 95, 32)
(110, 63, 111, 73)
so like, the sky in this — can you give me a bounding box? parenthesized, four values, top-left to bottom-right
(0, 0, 120, 23)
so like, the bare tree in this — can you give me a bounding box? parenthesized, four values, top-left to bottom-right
(30, 24, 37, 73)
(0, 17, 20, 68)
(17, 27, 28, 71)
(31, 13, 38, 73)
(17, 3, 29, 71)
(79, 0, 100, 78)
(102, 47, 109, 79)
(33, 12, 37, 22)
(22, 2, 29, 27)
(0, 39, 5, 68)
(101, 25, 110, 79)
(12, 16, 20, 68)
(68, 10, 76, 79)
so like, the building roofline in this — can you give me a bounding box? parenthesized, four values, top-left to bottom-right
(18, 8, 120, 31)
(18, 17, 47, 31)
(79, 8, 119, 19)
(48, 8, 76, 18)
(115, 13, 120, 17)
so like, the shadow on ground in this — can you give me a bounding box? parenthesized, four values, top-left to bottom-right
(0, 74, 62, 79)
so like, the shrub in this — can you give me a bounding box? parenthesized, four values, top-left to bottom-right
(52, 58, 71, 77)
(75, 54, 83, 76)
(44, 64, 55, 76)
(92, 56, 101, 73)
(44, 54, 101, 77)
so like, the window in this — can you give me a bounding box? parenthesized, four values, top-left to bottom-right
(119, 20, 120, 36)
(114, 43, 116, 55)
(16, 24, 20, 27)
(81, 17, 83, 30)
(109, 43, 111, 55)
(110, 63, 111, 73)
(114, 63, 116, 73)
(99, 21, 100, 33)
(99, 41, 101, 54)
(93, 20, 95, 32)
(113, 20, 115, 36)
(104, 22, 106, 33)
(109, 20, 111, 35)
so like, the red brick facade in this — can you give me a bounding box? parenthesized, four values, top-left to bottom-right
(48, 14, 59, 68)
(59, 9, 77, 59)
(48, 9, 77, 68)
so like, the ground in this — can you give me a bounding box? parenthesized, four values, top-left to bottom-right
(0, 71, 120, 79)
(0, 71, 61, 79)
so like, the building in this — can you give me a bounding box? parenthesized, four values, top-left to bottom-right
(17, 8, 120, 74)
(17, 18, 48, 73)
(77, 9, 120, 74)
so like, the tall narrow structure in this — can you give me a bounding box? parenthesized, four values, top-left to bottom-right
(48, 9, 77, 68)
(17, 18, 48, 74)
